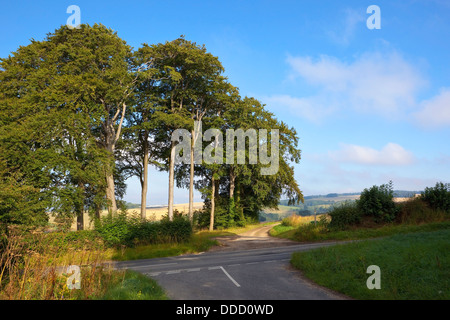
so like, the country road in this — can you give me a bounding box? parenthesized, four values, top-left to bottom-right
(115, 224, 350, 300)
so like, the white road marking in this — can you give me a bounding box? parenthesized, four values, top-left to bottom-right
(166, 270, 181, 274)
(208, 266, 221, 270)
(129, 262, 178, 269)
(186, 268, 201, 272)
(220, 266, 241, 288)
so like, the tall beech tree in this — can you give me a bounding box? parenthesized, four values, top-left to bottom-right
(0, 24, 150, 226)
(145, 37, 226, 221)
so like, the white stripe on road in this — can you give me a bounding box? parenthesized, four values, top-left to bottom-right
(128, 262, 178, 270)
(220, 266, 241, 288)
(166, 270, 181, 274)
(208, 266, 221, 270)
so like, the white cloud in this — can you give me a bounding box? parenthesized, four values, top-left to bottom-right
(413, 88, 450, 128)
(330, 142, 416, 166)
(263, 94, 336, 124)
(285, 51, 426, 118)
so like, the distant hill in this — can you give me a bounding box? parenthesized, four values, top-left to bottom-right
(124, 202, 141, 209)
(260, 190, 423, 222)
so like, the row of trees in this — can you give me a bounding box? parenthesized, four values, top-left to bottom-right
(0, 24, 303, 232)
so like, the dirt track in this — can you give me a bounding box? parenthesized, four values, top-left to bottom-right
(209, 223, 299, 252)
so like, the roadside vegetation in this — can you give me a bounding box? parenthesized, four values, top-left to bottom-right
(0, 211, 271, 299)
(291, 229, 449, 300)
(276, 181, 450, 300)
(0, 225, 167, 300)
(0, 23, 305, 300)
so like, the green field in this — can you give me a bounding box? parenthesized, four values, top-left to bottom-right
(290, 228, 450, 300)
(260, 194, 360, 222)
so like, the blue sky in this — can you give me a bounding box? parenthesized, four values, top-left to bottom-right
(1, 0, 449, 204)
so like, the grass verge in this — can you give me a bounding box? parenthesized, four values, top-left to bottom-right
(111, 222, 275, 261)
(271, 220, 450, 242)
(94, 270, 168, 300)
(111, 231, 220, 261)
(290, 228, 450, 300)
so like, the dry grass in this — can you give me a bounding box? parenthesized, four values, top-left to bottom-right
(281, 214, 325, 227)
(0, 227, 119, 300)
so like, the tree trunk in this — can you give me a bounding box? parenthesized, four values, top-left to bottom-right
(209, 173, 215, 231)
(104, 102, 127, 217)
(76, 213, 84, 231)
(105, 128, 118, 216)
(229, 167, 236, 199)
(189, 129, 195, 222)
(141, 137, 149, 219)
(76, 182, 85, 231)
(168, 140, 175, 221)
(229, 167, 236, 221)
(106, 172, 117, 215)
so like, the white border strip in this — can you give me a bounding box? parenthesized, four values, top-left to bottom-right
(220, 266, 241, 287)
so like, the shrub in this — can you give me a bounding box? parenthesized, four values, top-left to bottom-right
(328, 201, 361, 230)
(95, 213, 133, 247)
(422, 182, 450, 213)
(358, 181, 398, 223)
(396, 197, 448, 224)
(94, 212, 192, 248)
(293, 219, 329, 241)
(158, 214, 193, 243)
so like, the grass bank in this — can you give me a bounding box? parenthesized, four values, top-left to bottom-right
(271, 218, 450, 243)
(290, 228, 450, 300)
(94, 270, 168, 300)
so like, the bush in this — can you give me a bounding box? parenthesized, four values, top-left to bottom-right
(95, 213, 133, 247)
(422, 182, 450, 213)
(94, 212, 192, 248)
(293, 218, 329, 241)
(358, 181, 398, 223)
(396, 197, 448, 224)
(328, 201, 361, 230)
(158, 215, 193, 243)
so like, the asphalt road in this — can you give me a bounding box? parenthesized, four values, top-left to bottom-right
(115, 241, 348, 300)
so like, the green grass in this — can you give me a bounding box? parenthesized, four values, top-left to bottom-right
(94, 270, 168, 300)
(271, 220, 450, 243)
(111, 232, 220, 261)
(269, 224, 295, 237)
(290, 228, 450, 300)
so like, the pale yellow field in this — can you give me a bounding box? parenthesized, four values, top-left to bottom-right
(48, 202, 204, 231)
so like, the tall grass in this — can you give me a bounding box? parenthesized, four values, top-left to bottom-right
(1, 227, 137, 300)
(396, 197, 448, 224)
(281, 214, 319, 227)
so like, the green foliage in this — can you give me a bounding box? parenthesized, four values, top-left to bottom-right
(31, 230, 104, 251)
(293, 220, 330, 242)
(422, 182, 450, 212)
(396, 197, 448, 224)
(328, 201, 361, 230)
(1, 24, 304, 233)
(358, 181, 398, 223)
(94, 212, 192, 247)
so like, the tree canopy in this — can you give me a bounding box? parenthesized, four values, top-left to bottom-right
(0, 24, 303, 232)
